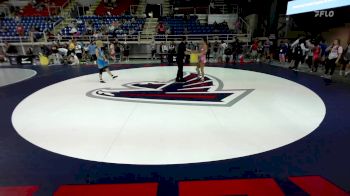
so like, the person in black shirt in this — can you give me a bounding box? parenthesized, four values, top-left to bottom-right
(176, 37, 187, 82)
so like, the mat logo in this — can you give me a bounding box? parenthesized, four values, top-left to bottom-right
(87, 73, 254, 106)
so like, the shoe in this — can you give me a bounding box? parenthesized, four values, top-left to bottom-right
(112, 75, 118, 79)
(100, 80, 106, 83)
(322, 75, 331, 79)
(179, 79, 186, 83)
(200, 77, 205, 82)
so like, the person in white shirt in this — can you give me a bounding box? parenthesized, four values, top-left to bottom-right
(69, 53, 80, 66)
(340, 42, 350, 76)
(220, 40, 228, 62)
(75, 43, 83, 59)
(323, 39, 343, 79)
(161, 42, 168, 63)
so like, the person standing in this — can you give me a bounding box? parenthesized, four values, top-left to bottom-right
(95, 40, 117, 83)
(206, 42, 211, 62)
(263, 39, 272, 62)
(75, 42, 83, 60)
(312, 41, 321, 72)
(109, 41, 116, 62)
(340, 42, 350, 76)
(289, 37, 308, 70)
(123, 43, 130, 62)
(176, 37, 187, 82)
(168, 41, 176, 64)
(279, 40, 288, 64)
(88, 41, 97, 63)
(151, 41, 157, 60)
(323, 39, 343, 79)
(251, 39, 259, 62)
(219, 40, 228, 63)
(212, 41, 219, 62)
(197, 37, 208, 81)
(232, 37, 241, 64)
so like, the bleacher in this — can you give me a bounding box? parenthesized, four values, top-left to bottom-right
(20, 0, 69, 16)
(60, 15, 145, 39)
(0, 16, 63, 41)
(95, 0, 136, 16)
(155, 16, 230, 41)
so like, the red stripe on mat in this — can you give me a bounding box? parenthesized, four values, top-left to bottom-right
(0, 186, 39, 196)
(289, 176, 350, 196)
(54, 183, 158, 196)
(179, 178, 284, 196)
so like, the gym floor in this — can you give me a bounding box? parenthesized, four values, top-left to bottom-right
(0, 62, 349, 195)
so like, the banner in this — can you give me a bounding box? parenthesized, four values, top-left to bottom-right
(287, 0, 350, 15)
(208, 14, 238, 29)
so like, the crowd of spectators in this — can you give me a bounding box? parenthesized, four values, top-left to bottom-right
(36, 38, 132, 66)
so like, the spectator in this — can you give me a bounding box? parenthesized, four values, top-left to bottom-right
(235, 20, 241, 34)
(212, 41, 219, 62)
(263, 39, 272, 62)
(161, 42, 168, 63)
(115, 41, 121, 62)
(68, 39, 76, 56)
(28, 27, 36, 42)
(49, 52, 63, 65)
(69, 26, 78, 36)
(58, 45, 68, 57)
(27, 47, 34, 56)
(250, 39, 259, 62)
(16, 23, 24, 36)
(68, 53, 80, 66)
(232, 37, 241, 64)
(123, 43, 130, 62)
(322, 39, 343, 79)
(168, 41, 176, 64)
(151, 41, 157, 60)
(220, 40, 228, 62)
(311, 41, 322, 72)
(0, 26, 8, 33)
(340, 42, 350, 76)
(289, 37, 309, 70)
(209, 0, 215, 13)
(183, 27, 189, 35)
(206, 42, 211, 62)
(88, 41, 97, 63)
(157, 22, 166, 34)
(14, 15, 21, 23)
(109, 42, 116, 62)
(279, 40, 288, 64)
(75, 42, 83, 59)
(56, 32, 62, 44)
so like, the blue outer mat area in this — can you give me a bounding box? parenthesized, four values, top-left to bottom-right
(0, 63, 349, 195)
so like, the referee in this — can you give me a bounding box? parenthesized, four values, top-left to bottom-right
(176, 37, 187, 82)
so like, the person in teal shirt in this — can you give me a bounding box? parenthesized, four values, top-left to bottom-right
(95, 40, 117, 83)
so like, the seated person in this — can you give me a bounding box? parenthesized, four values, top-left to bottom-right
(157, 23, 166, 34)
(68, 53, 80, 65)
(49, 52, 63, 65)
